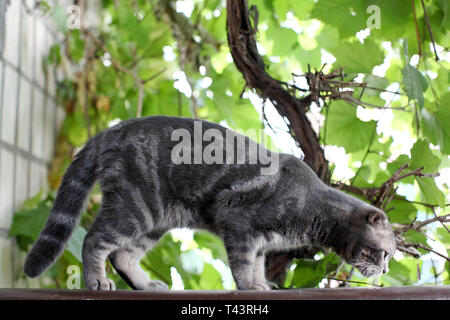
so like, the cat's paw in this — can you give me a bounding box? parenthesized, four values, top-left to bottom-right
(86, 277, 116, 290)
(249, 282, 271, 291)
(141, 280, 169, 291)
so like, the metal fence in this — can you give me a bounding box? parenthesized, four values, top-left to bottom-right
(0, 0, 65, 287)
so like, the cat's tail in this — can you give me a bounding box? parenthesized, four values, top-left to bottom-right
(24, 137, 99, 278)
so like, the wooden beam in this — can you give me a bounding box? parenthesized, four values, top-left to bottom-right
(0, 286, 449, 300)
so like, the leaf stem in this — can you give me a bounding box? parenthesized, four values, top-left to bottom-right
(420, 0, 440, 61)
(325, 277, 382, 288)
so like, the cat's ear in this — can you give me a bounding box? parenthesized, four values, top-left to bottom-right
(366, 210, 386, 225)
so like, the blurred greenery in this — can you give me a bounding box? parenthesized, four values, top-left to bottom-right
(10, 0, 449, 289)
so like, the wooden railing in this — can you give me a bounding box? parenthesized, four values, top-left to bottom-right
(0, 286, 449, 300)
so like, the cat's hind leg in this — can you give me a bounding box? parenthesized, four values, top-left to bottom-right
(252, 252, 271, 290)
(82, 224, 119, 290)
(108, 242, 168, 291)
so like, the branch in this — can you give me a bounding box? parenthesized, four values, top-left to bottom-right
(420, 0, 440, 61)
(227, 0, 329, 284)
(82, 29, 164, 118)
(343, 163, 440, 209)
(412, 0, 422, 60)
(407, 243, 450, 262)
(226, 0, 328, 181)
(395, 213, 450, 234)
(325, 277, 382, 288)
(392, 196, 450, 209)
(140, 260, 171, 285)
(396, 244, 421, 258)
(83, 29, 145, 117)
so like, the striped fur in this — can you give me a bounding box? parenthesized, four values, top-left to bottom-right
(24, 138, 98, 277)
(24, 116, 395, 290)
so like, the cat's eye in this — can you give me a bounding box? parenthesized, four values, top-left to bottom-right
(383, 251, 389, 259)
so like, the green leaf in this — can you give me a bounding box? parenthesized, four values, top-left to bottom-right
(324, 100, 377, 153)
(316, 26, 339, 51)
(47, 44, 61, 65)
(381, 257, 421, 286)
(410, 138, 441, 173)
(65, 226, 87, 262)
(330, 39, 384, 74)
(267, 25, 299, 57)
(295, 46, 322, 71)
(385, 197, 417, 224)
(434, 227, 450, 244)
(9, 204, 50, 241)
(291, 259, 324, 288)
(62, 111, 88, 147)
(363, 75, 389, 96)
(311, 0, 366, 39)
(387, 154, 412, 178)
(402, 64, 428, 110)
(415, 177, 445, 208)
(291, 253, 340, 288)
(22, 189, 46, 210)
(403, 229, 428, 246)
(420, 108, 448, 154)
(193, 231, 227, 263)
(67, 30, 84, 63)
(197, 263, 224, 289)
(288, 0, 315, 20)
(368, 0, 413, 41)
(401, 40, 428, 109)
(421, 93, 450, 155)
(50, 5, 68, 34)
(142, 233, 184, 287)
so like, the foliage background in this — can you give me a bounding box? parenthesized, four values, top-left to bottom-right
(10, 0, 449, 289)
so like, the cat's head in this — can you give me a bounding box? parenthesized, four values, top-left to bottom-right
(342, 207, 396, 278)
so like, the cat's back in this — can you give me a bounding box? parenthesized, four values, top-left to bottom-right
(95, 115, 277, 201)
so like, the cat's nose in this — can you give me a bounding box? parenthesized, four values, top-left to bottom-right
(383, 264, 389, 274)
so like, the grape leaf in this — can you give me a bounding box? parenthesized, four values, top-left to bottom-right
(330, 39, 384, 74)
(415, 177, 445, 208)
(401, 40, 428, 109)
(65, 226, 87, 263)
(311, 0, 366, 39)
(291, 253, 340, 288)
(324, 100, 377, 153)
(410, 138, 441, 173)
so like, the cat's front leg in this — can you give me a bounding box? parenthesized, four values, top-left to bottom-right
(225, 242, 270, 290)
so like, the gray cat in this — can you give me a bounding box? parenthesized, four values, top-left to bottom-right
(24, 116, 396, 290)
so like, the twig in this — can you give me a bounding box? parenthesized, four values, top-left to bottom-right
(431, 207, 450, 233)
(350, 121, 377, 185)
(414, 100, 420, 136)
(333, 181, 449, 212)
(413, 213, 450, 231)
(430, 258, 437, 285)
(382, 186, 398, 211)
(394, 214, 450, 236)
(140, 260, 171, 284)
(341, 94, 410, 111)
(82, 29, 149, 118)
(325, 80, 405, 96)
(411, 0, 422, 61)
(420, 0, 439, 61)
(408, 243, 450, 262)
(325, 277, 382, 287)
(392, 196, 450, 209)
(394, 166, 439, 182)
(396, 244, 421, 258)
(142, 68, 167, 83)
